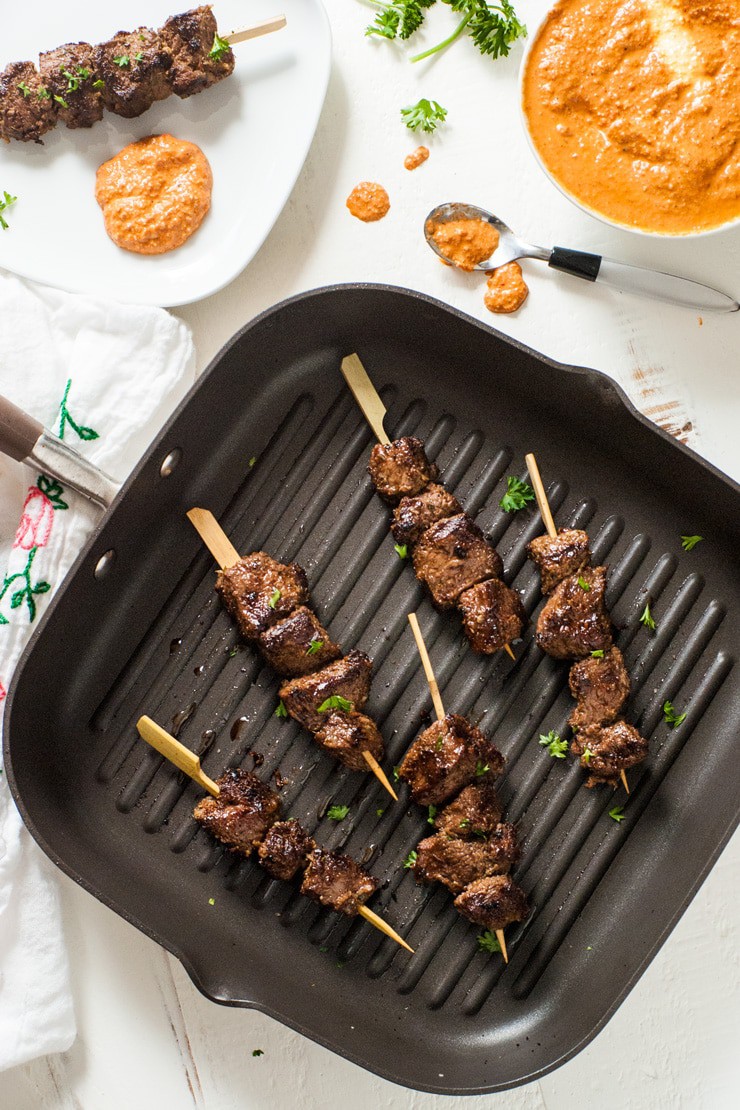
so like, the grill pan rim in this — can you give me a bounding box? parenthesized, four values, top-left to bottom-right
(3, 282, 739, 1095)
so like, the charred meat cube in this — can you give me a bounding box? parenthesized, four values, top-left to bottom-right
(527, 528, 591, 594)
(300, 847, 378, 915)
(0, 61, 57, 143)
(459, 578, 526, 654)
(39, 43, 103, 129)
(413, 514, 503, 610)
(414, 824, 520, 893)
(435, 781, 503, 840)
(569, 646, 630, 730)
(390, 483, 462, 547)
(279, 650, 373, 733)
(535, 566, 612, 659)
(454, 874, 530, 931)
(193, 768, 280, 854)
(95, 28, 172, 118)
(160, 5, 235, 99)
(257, 819, 314, 881)
(367, 436, 439, 502)
(258, 606, 341, 677)
(314, 710, 384, 771)
(216, 552, 309, 641)
(399, 713, 504, 806)
(571, 720, 648, 788)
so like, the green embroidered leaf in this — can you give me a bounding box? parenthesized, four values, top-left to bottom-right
(74, 425, 100, 441)
(10, 590, 25, 609)
(32, 581, 51, 594)
(37, 475, 68, 509)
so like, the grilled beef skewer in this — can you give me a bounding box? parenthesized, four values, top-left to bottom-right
(399, 713, 505, 806)
(455, 875, 531, 933)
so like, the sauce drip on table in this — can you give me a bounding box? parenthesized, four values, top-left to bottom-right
(404, 146, 430, 171)
(346, 181, 391, 222)
(484, 262, 529, 314)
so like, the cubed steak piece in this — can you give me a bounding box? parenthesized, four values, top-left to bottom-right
(527, 528, 591, 594)
(391, 483, 462, 547)
(569, 646, 630, 730)
(258, 606, 341, 677)
(435, 781, 503, 839)
(193, 769, 280, 853)
(257, 819, 314, 881)
(279, 650, 373, 733)
(0, 61, 57, 142)
(160, 5, 235, 99)
(454, 874, 531, 931)
(399, 713, 504, 806)
(414, 824, 520, 893)
(314, 710, 384, 771)
(413, 514, 503, 609)
(571, 720, 648, 788)
(459, 578, 526, 654)
(535, 566, 612, 659)
(300, 848, 378, 915)
(95, 28, 172, 118)
(367, 436, 439, 501)
(39, 43, 103, 129)
(216, 552, 309, 641)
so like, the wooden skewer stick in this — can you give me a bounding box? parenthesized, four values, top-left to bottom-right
(406, 612, 509, 962)
(524, 455, 630, 796)
(226, 15, 287, 46)
(186, 507, 397, 799)
(136, 717, 412, 953)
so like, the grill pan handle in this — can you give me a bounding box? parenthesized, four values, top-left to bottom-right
(0, 393, 119, 510)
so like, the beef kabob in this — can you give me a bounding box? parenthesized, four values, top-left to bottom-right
(136, 716, 412, 952)
(340, 354, 526, 661)
(398, 613, 530, 962)
(186, 508, 397, 799)
(524, 454, 648, 792)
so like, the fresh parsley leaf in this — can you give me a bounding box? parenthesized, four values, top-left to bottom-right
(327, 804, 349, 822)
(539, 730, 568, 759)
(37, 87, 51, 99)
(376, 807, 385, 816)
(591, 649, 604, 658)
(392, 765, 401, 781)
(662, 700, 686, 729)
(681, 535, 703, 551)
(306, 638, 324, 655)
(394, 543, 408, 559)
(403, 850, 418, 868)
(17, 81, 32, 97)
(499, 475, 535, 512)
(0, 191, 18, 232)
(477, 929, 502, 953)
(92, 79, 105, 89)
(400, 98, 448, 134)
(366, 0, 435, 41)
(577, 576, 591, 591)
(582, 747, 592, 763)
(61, 68, 82, 92)
(268, 587, 281, 609)
(317, 695, 353, 713)
(475, 760, 489, 777)
(113, 55, 130, 68)
(608, 805, 625, 823)
(208, 897, 215, 905)
(410, 1, 527, 64)
(252, 1049, 264, 1057)
(275, 699, 288, 718)
(135, 52, 144, 62)
(427, 804, 437, 825)
(53, 95, 69, 108)
(209, 32, 231, 60)
(639, 602, 656, 631)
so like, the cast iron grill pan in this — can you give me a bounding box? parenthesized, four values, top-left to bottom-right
(5, 286, 739, 1095)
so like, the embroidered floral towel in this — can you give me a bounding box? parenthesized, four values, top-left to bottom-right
(0, 272, 195, 1070)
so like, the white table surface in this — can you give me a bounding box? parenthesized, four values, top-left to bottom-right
(2, 1, 739, 1106)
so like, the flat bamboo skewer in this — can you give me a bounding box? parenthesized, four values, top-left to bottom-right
(341, 353, 516, 662)
(226, 15, 287, 46)
(524, 454, 630, 796)
(186, 508, 397, 800)
(136, 716, 412, 953)
(406, 612, 509, 963)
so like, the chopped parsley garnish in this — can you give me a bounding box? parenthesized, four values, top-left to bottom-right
(475, 760, 490, 777)
(400, 98, 448, 134)
(37, 87, 51, 99)
(577, 576, 591, 591)
(392, 765, 401, 781)
(268, 587, 281, 609)
(608, 805, 625, 823)
(210, 32, 231, 60)
(228, 646, 239, 657)
(134, 52, 144, 62)
(274, 699, 288, 718)
(208, 897, 215, 905)
(458, 817, 471, 829)
(539, 730, 568, 759)
(591, 649, 604, 658)
(680, 535, 703, 551)
(477, 930, 502, 953)
(662, 700, 686, 729)
(327, 804, 349, 822)
(403, 850, 418, 868)
(252, 1049, 264, 1057)
(582, 747, 592, 763)
(0, 191, 18, 232)
(427, 804, 437, 825)
(248, 456, 257, 467)
(394, 543, 408, 559)
(17, 81, 32, 97)
(499, 475, 535, 513)
(639, 602, 656, 631)
(376, 807, 385, 816)
(61, 67, 89, 92)
(306, 638, 324, 655)
(113, 55, 130, 68)
(92, 79, 105, 89)
(53, 95, 69, 108)
(317, 695, 353, 713)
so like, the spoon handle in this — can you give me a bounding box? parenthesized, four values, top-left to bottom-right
(548, 247, 738, 313)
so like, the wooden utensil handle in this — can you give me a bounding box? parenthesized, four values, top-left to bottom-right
(0, 394, 42, 462)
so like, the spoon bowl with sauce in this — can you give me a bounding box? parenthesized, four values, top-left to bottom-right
(424, 203, 739, 313)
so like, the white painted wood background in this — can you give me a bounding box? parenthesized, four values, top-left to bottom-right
(2, 1, 738, 1106)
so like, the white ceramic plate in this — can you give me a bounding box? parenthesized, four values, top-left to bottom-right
(0, 0, 331, 305)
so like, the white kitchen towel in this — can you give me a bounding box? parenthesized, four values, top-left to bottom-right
(0, 272, 195, 1071)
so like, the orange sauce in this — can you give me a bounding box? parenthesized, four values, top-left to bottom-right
(484, 263, 529, 314)
(346, 182, 390, 222)
(95, 134, 212, 254)
(404, 146, 430, 171)
(522, 0, 740, 234)
(426, 218, 499, 271)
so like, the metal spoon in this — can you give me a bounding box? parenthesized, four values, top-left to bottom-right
(424, 203, 739, 314)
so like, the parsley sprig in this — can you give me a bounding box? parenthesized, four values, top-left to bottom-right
(394, 542, 409, 558)
(403, 850, 418, 868)
(0, 191, 18, 231)
(639, 602, 656, 631)
(366, 0, 435, 41)
(662, 700, 686, 729)
(306, 638, 324, 656)
(365, 1, 526, 64)
(327, 804, 350, 822)
(539, 730, 568, 759)
(608, 805, 625, 823)
(400, 98, 448, 133)
(499, 476, 535, 512)
(317, 695, 353, 713)
(680, 535, 702, 551)
(210, 32, 231, 60)
(477, 929, 502, 953)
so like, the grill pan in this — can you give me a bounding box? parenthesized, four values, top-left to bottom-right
(3, 284, 739, 1095)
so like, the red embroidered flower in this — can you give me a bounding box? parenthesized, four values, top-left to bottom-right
(0, 682, 6, 702)
(13, 487, 55, 551)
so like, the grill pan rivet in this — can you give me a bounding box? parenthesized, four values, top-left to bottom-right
(160, 448, 182, 477)
(94, 550, 116, 580)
